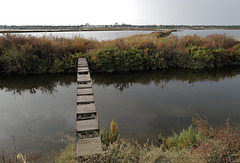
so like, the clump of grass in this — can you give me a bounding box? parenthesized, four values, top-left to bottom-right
(101, 119, 120, 148)
(158, 125, 202, 150)
(54, 133, 75, 163)
(54, 142, 75, 163)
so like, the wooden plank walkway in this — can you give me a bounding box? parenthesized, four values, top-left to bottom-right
(76, 58, 102, 158)
(76, 137, 102, 156)
(77, 88, 93, 95)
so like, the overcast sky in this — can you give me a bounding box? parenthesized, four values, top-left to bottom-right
(1, 0, 240, 25)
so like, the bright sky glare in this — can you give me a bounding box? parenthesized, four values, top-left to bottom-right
(1, 0, 240, 25)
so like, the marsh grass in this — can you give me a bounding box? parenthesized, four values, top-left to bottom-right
(0, 33, 98, 74)
(55, 115, 240, 162)
(1, 32, 240, 74)
(87, 33, 240, 72)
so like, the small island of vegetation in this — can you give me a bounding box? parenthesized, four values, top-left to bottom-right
(0, 30, 240, 75)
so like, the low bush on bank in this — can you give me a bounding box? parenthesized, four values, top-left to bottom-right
(1, 32, 240, 74)
(87, 34, 240, 72)
(55, 116, 240, 163)
(0, 34, 98, 74)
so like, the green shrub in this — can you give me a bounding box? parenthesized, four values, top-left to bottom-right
(101, 120, 120, 148)
(159, 125, 200, 150)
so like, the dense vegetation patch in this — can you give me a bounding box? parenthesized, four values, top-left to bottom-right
(0, 34, 98, 74)
(87, 33, 240, 72)
(55, 115, 240, 163)
(1, 32, 240, 74)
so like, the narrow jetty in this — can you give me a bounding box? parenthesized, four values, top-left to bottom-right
(76, 58, 102, 158)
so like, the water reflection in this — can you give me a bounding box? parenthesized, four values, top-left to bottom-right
(92, 67, 240, 92)
(91, 67, 240, 143)
(0, 68, 240, 159)
(0, 74, 76, 95)
(0, 74, 76, 162)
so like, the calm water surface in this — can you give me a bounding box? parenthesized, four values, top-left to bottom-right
(3, 29, 240, 41)
(1, 29, 240, 161)
(173, 29, 240, 40)
(16, 30, 154, 41)
(0, 68, 240, 161)
(1, 29, 240, 41)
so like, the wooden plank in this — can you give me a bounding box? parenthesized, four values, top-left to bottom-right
(78, 60, 87, 62)
(77, 77, 91, 82)
(78, 58, 87, 62)
(78, 67, 89, 73)
(78, 60, 87, 64)
(77, 95, 94, 103)
(78, 67, 89, 69)
(77, 104, 96, 114)
(78, 67, 89, 70)
(78, 66, 88, 69)
(77, 83, 92, 89)
(78, 69, 89, 73)
(76, 119, 99, 132)
(77, 74, 91, 82)
(78, 63, 88, 67)
(78, 60, 87, 63)
(78, 74, 90, 78)
(78, 62, 88, 67)
(76, 137, 102, 156)
(77, 88, 93, 95)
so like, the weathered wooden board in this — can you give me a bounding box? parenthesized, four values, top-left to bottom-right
(78, 60, 87, 63)
(78, 74, 91, 82)
(78, 58, 87, 61)
(77, 83, 92, 89)
(76, 137, 102, 156)
(77, 103, 96, 114)
(78, 67, 89, 70)
(78, 60, 88, 66)
(76, 119, 99, 132)
(77, 77, 91, 82)
(78, 69, 89, 73)
(77, 88, 93, 95)
(78, 63, 88, 67)
(77, 95, 94, 103)
(78, 74, 90, 78)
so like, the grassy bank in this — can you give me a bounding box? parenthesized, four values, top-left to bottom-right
(55, 115, 240, 163)
(0, 33, 98, 74)
(87, 33, 240, 72)
(0, 31, 240, 74)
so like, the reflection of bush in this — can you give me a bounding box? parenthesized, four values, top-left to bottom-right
(1, 67, 240, 94)
(0, 74, 75, 95)
(92, 67, 240, 91)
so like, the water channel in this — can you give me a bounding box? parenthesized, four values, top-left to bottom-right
(1, 29, 240, 161)
(0, 67, 240, 160)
